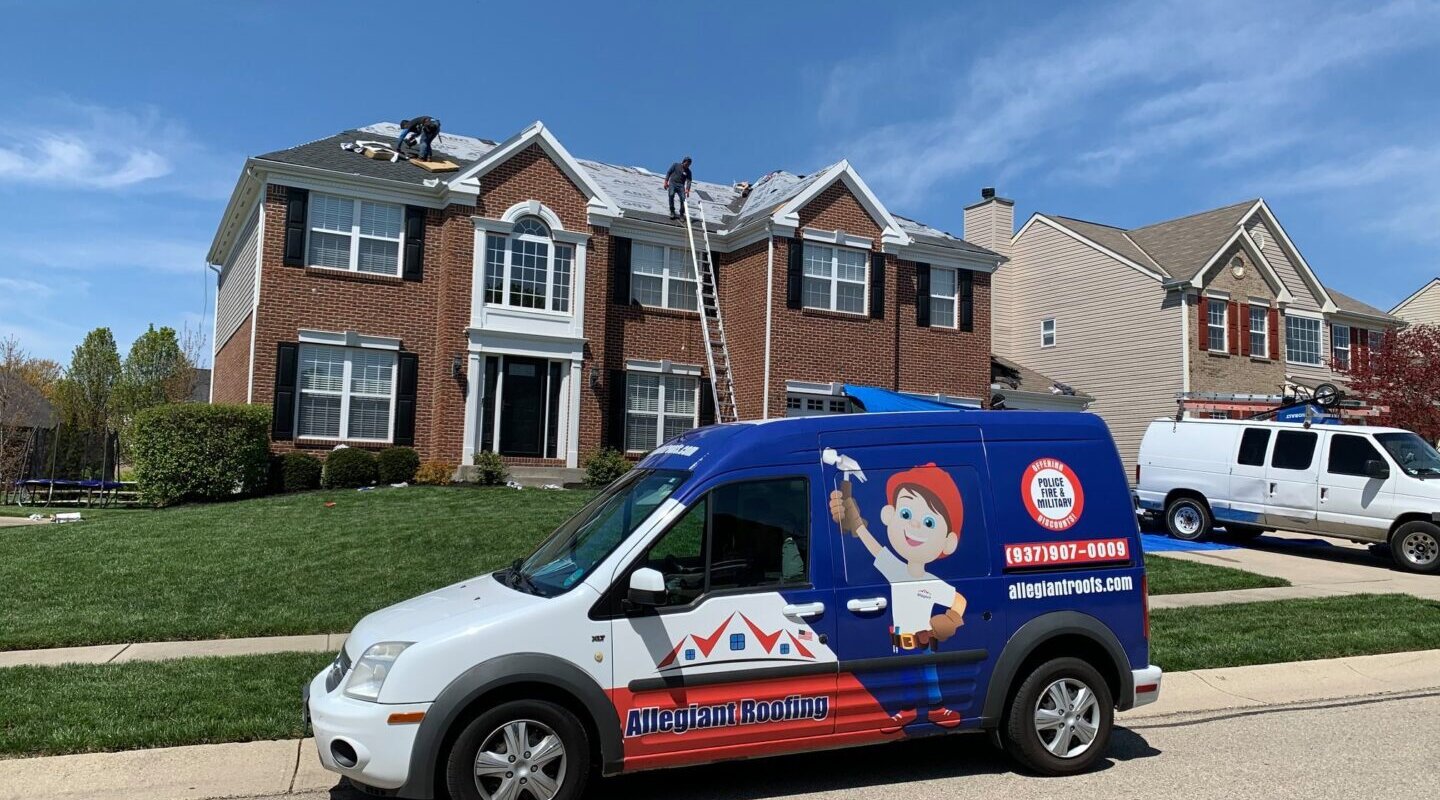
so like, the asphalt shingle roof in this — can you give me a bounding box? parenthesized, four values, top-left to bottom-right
(1124, 200, 1256, 281)
(1325, 286, 1400, 321)
(1049, 216, 1169, 276)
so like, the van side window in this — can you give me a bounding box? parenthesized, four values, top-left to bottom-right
(1327, 434, 1383, 477)
(1271, 430, 1318, 470)
(1237, 428, 1271, 466)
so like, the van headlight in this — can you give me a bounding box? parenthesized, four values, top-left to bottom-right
(344, 642, 413, 702)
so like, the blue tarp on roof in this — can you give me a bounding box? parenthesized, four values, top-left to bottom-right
(843, 385, 972, 413)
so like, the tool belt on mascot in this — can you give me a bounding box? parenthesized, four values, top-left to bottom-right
(891, 629, 940, 652)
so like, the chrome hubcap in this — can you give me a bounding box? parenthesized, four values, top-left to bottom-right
(1172, 506, 1201, 536)
(1034, 678, 1101, 759)
(474, 719, 565, 800)
(1401, 531, 1440, 567)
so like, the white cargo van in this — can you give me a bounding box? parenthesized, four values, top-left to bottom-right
(1136, 418, 1440, 573)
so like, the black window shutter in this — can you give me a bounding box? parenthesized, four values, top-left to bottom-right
(698, 378, 717, 426)
(786, 238, 804, 309)
(394, 352, 419, 446)
(272, 343, 299, 439)
(611, 236, 632, 304)
(915, 263, 932, 327)
(402, 206, 426, 282)
(605, 370, 628, 450)
(283, 187, 308, 267)
(869, 251, 886, 319)
(959, 270, 974, 332)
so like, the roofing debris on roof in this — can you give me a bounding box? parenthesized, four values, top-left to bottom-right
(991, 355, 1090, 399)
(357, 122, 497, 161)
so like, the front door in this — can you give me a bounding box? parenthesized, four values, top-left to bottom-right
(1318, 432, 1396, 540)
(1264, 428, 1320, 530)
(499, 356, 545, 457)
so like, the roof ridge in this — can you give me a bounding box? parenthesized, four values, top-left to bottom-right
(1049, 214, 1129, 231)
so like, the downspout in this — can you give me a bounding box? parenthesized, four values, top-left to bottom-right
(1179, 289, 1190, 395)
(762, 231, 775, 419)
(207, 262, 221, 404)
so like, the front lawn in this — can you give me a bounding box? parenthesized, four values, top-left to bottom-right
(0, 486, 593, 651)
(1143, 554, 1288, 595)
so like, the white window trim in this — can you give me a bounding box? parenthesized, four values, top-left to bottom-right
(298, 328, 402, 351)
(630, 241, 699, 312)
(1040, 318, 1056, 348)
(1206, 296, 1229, 353)
(295, 345, 398, 443)
(482, 217, 575, 315)
(306, 193, 405, 276)
(801, 242, 869, 315)
(928, 265, 960, 329)
(625, 371, 700, 453)
(1248, 304, 1268, 358)
(1284, 313, 1325, 366)
(1331, 323, 1351, 370)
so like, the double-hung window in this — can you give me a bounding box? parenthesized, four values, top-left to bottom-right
(631, 242, 698, 311)
(1041, 318, 1056, 347)
(308, 194, 404, 276)
(1285, 315, 1322, 365)
(296, 344, 397, 441)
(625, 373, 699, 452)
(929, 267, 958, 328)
(1206, 298, 1227, 352)
(1249, 305, 1268, 357)
(1331, 324, 1351, 370)
(801, 243, 867, 314)
(483, 216, 573, 313)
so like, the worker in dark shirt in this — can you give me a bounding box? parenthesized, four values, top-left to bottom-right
(664, 156, 693, 220)
(396, 116, 441, 160)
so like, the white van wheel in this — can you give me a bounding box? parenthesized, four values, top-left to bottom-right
(1165, 497, 1211, 541)
(1392, 521, 1440, 574)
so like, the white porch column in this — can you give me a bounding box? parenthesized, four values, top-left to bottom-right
(461, 351, 484, 465)
(566, 360, 583, 468)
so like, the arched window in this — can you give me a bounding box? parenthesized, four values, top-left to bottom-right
(484, 214, 573, 312)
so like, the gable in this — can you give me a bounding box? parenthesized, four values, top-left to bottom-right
(477, 143, 590, 231)
(795, 181, 882, 239)
(1243, 216, 1325, 311)
(1392, 278, 1440, 323)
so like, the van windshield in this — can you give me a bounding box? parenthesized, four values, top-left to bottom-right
(1375, 433, 1440, 478)
(505, 469, 689, 597)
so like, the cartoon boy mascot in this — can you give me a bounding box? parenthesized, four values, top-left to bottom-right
(830, 463, 966, 732)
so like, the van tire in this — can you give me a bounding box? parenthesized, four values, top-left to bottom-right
(1002, 656, 1114, 776)
(1165, 496, 1212, 541)
(1390, 521, 1440, 574)
(444, 699, 591, 800)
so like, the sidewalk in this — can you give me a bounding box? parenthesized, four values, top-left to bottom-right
(0, 633, 347, 669)
(3, 648, 1436, 800)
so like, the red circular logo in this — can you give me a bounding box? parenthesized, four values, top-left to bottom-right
(1022, 458, 1085, 531)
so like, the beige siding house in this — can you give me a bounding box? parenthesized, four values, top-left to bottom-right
(974, 193, 1403, 471)
(1391, 279, 1440, 326)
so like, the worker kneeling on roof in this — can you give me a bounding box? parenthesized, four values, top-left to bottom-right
(396, 116, 441, 161)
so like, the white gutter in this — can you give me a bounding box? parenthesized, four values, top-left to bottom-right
(762, 232, 775, 419)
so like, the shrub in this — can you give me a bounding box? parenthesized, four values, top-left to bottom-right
(376, 447, 421, 484)
(280, 451, 322, 493)
(414, 462, 455, 486)
(471, 451, 509, 486)
(583, 448, 632, 488)
(129, 404, 270, 507)
(322, 447, 378, 489)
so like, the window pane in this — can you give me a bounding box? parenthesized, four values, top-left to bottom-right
(1207, 300, 1226, 350)
(663, 376, 696, 416)
(1285, 316, 1321, 364)
(308, 231, 351, 269)
(625, 414, 657, 452)
(348, 397, 391, 440)
(835, 248, 867, 282)
(669, 278, 698, 311)
(631, 243, 666, 276)
(802, 244, 833, 277)
(627, 373, 659, 412)
(1237, 428, 1271, 466)
(513, 216, 549, 237)
(1331, 324, 1350, 369)
(552, 245, 572, 312)
(509, 238, 549, 309)
(632, 274, 664, 307)
(1328, 434, 1381, 476)
(662, 415, 694, 443)
(298, 394, 341, 438)
(802, 276, 830, 309)
(299, 345, 345, 392)
(930, 267, 957, 298)
(836, 281, 865, 314)
(350, 350, 394, 396)
(638, 497, 707, 606)
(356, 238, 399, 275)
(310, 195, 353, 233)
(1250, 306, 1266, 355)
(931, 297, 956, 328)
(485, 235, 507, 304)
(668, 248, 695, 280)
(358, 201, 402, 238)
(1272, 430, 1318, 470)
(708, 478, 810, 591)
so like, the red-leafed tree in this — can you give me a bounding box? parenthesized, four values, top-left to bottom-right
(1338, 323, 1440, 441)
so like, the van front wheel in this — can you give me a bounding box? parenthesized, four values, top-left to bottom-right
(445, 699, 591, 800)
(1165, 497, 1212, 541)
(1391, 521, 1440, 574)
(1003, 657, 1114, 775)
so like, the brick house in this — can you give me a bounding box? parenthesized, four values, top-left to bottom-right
(205, 122, 1001, 470)
(977, 192, 1403, 469)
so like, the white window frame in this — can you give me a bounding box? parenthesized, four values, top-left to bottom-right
(1331, 323, 1351, 370)
(306, 193, 405, 276)
(1249, 304, 1268, 357)
(483, 216, 573, 314)
(295, 344, 398, 443)
(1206, 296, 1228, 353)
(929, 266, 959, 328)
(1040, 318, 1056, 348)
(801, 242, 868, 315)
(630, 241, 698, 311)
(784, 392, 852, 417)
(624, 372, 700, 453)
(1285, 313, 1323, 366)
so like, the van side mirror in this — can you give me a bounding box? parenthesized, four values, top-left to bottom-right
(1365, 459, 1391, 480)
(626, 567, 667, 608)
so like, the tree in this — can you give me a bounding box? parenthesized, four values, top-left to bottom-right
(0, 336, 62, 488)
(54, 327, 122, 431)
(116, 324, 191, 422)
(1337, 323, 1440, 441)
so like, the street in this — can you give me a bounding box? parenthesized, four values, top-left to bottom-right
(270, 690, 1439, 800)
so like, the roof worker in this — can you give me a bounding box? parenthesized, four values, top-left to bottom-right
(395, 116, 441, 161)
(664, 156, 693, 220)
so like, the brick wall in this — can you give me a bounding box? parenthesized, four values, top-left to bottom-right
(1189, 246, 1285, 395)
(211, 313, 251, 404)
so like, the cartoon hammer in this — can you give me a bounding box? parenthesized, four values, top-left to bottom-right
(822, 447, 867, 535)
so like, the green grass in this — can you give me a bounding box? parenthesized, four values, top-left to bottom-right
(1151, 594, 1440, 672)
(0, 652, 332, 757)
(0, 486, 593, 651)
(1143, 554, 1289, 595)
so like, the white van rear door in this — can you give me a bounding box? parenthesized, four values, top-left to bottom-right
(1227, 427, 1273, 527)
(1263, 429, 1320, 529)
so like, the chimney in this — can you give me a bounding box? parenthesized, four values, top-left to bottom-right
(963, 187, 1014, 260)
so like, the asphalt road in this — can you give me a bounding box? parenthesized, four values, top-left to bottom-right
(270, 691, 1439, 800)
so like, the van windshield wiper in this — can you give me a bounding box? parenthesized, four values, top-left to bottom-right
(507, 558, 542, 595)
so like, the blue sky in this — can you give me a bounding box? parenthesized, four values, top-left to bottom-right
(3, 0, 1438, 364)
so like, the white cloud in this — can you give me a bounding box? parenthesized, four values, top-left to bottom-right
(0, 276, 54, 298)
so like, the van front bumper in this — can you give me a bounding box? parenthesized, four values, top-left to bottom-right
(1131, 664, 1163, 708)
(306, 668, 431, 791)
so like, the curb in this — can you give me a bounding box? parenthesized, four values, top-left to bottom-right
(3, 648, 1437, 800)
(0, 634, 348, 669)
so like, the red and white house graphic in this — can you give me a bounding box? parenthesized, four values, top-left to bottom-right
(656, 612, 815, 670)
(1022, 458, 1085, 531)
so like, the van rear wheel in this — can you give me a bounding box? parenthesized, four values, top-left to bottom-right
(1165, 497, 1212, 541)
(445, 699, 590, 800)
(1002, 657, 1114, 775)
(1391, 521, 1440, 574)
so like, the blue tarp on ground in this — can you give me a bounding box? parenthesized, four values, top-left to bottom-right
(1139, 533, 1236, 552)
(843, 385, 971, 413)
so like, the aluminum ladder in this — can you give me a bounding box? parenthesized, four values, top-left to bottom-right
(681, 197, 739, 423)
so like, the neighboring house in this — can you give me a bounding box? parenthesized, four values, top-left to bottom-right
(206, 122, 1000, 468)
(978, 192, 1403, 469)
(990, 355, 1091, 412)
(1391, 278, 1440, 326)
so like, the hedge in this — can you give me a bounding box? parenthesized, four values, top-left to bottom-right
(322, 447, 377, 489)
(128, 404, 271, 507)
(376, 447, 420, 484)
(279, 451, 322, 492)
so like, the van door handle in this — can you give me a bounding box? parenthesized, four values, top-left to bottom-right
(1269, 482, 1276, 495)
(847, 597, 888, 613)
(1320, 487, 1328, 501)
(781, 602, 825, 619)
